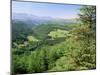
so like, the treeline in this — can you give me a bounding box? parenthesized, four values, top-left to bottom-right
(12, 6, 96, 74)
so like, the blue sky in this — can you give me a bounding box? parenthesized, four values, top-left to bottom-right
(12, 1, 81, 19)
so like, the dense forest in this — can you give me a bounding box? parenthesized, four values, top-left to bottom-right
(12, 6, 96, 74)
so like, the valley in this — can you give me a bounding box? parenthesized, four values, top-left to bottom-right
(12, 4, 96, 74)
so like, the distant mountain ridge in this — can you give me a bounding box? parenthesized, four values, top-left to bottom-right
(12, 13, 77, 25)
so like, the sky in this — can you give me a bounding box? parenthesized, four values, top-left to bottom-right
(12, 1, 81, 19)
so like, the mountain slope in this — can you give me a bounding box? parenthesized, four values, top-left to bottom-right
(12, 13, 77, 26)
